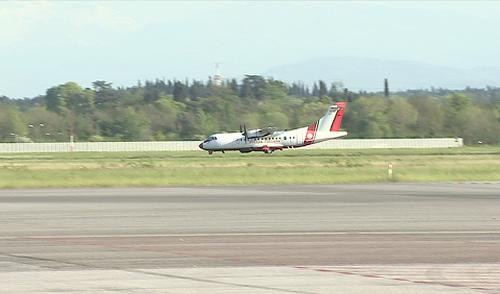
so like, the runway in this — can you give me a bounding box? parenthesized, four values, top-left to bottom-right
(1, 183, 499, 293)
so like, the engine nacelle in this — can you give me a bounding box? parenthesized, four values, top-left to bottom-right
(245, 127, 275, 139)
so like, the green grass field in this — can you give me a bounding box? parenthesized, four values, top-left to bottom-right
(0, 147, 499, 188)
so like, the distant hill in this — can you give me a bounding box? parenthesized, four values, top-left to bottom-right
(264, 57, 500, 91)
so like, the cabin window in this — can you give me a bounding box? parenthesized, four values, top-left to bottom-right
(284, 136, 287, 140)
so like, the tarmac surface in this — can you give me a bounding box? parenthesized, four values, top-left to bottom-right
(1, 183, 499, 293)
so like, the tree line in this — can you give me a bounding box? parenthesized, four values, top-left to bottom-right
(0, 76, 499, 144)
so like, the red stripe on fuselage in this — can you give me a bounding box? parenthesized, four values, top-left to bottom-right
(304, 121, 318, 145)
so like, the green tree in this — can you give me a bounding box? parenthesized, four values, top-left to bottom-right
(262, 111, 289, 129)
(173, 81, 188, 101)
(92, 80, 116, 107)
(444, 93, 471, 137)
(409, 96, 445, 137)
(462, 106, 500, 144)
(117, 107, 151, 141)
(346, 96, 391, 138)
(24, 107, 68, 142)
(240, 75, 266, 99)
(262, 80, 288, 101)
(146, 96, 185, 139)
(92, 80, 112, 92)
(386, 97, 418, 137)
(0, 107, 27, 142)
(318, 80, 327, 98)
(97, 107, 150, 141)
(297, 101, 329, 126)
(45, 82, 94, 114)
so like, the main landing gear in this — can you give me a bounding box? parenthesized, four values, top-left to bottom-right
(262, 145, 284, 154)
(262, 145, 270, 154)
(207, 150, 224, 155)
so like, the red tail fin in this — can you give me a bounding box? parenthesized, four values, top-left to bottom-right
(330, 102, 347, 132)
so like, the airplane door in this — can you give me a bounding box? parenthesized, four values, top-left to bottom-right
(297, 132, 303, 145)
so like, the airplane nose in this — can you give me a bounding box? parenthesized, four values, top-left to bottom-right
(199, 143, 204, 150)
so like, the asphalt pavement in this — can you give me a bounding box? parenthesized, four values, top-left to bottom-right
(1, 183, 499, 293)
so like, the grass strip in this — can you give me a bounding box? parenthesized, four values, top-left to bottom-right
(1, 147, 499, 188)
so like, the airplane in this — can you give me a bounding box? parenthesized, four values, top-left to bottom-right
(199, 102, 347, 154)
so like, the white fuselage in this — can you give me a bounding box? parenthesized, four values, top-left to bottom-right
(200, 127, 348, 153)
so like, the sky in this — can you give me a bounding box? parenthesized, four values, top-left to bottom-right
(1, 1, 500, 98)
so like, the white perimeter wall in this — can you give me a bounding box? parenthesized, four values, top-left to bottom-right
(308, 138, 463, 149)
(0, 138, 463, 153)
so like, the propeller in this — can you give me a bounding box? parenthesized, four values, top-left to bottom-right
(243, 124, 248, 141)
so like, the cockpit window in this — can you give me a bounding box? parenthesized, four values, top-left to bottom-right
(203, 136, 217, 143)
